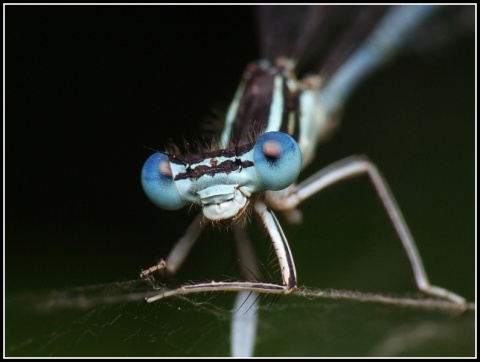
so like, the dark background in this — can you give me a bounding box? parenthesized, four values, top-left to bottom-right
(6, 5, 475, 356)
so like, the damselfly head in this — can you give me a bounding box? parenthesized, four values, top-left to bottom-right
(141, 132, 302, 221)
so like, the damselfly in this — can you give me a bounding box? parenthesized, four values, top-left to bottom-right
(141, 6, 472, 354)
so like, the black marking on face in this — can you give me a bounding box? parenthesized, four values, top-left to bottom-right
(174, 159, 254, 180)
(168, 141, 256, 165)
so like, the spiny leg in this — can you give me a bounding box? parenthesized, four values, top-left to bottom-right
(145, 201, 297, 303)
(267, 155, 466, 305)
(140, 212, 206, 279)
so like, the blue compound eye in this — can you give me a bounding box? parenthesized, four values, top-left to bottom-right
(253, 132, 302, 190)
(141, 152, 186, 210)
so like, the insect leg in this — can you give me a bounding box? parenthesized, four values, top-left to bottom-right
(269, 155, 466, 305)
(140, 212, 206, 278)
(145, 202, 296, 302)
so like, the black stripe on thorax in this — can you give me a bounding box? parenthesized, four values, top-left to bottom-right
(229, 61, 301, 145)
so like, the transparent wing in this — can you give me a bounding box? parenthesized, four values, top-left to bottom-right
(256, 5, 389, 78)
(257, 5, 474, 120)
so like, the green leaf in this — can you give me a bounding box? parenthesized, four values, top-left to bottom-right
(5, 282, 474, 357)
